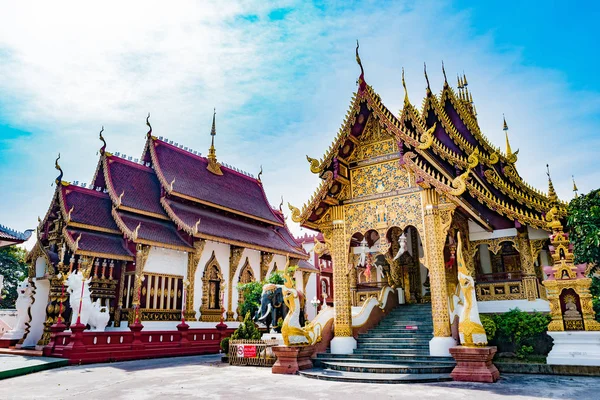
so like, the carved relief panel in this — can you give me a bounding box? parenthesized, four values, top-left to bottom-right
(351, 161, 410, 198)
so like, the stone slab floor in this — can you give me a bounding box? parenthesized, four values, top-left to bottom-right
(0, 354, 598, 400)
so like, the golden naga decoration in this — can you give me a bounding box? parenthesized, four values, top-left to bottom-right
(417, 122, 436, 150)
(456, 232, 488, 346)
(288, 203, 302, 223)
(450, 148, 479, 196)
(313, 236, 328, 255)
(306, 155, 323, 174)
(280, 265, 322, 346)
(54, 153, 64, 185)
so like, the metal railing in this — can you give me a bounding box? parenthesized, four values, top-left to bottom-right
(228, 339, 279, 367)
(476, 271, 524, 283)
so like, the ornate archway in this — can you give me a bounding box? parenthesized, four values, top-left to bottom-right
(199, 251, 225, 322)
(236, 257, 255, 320)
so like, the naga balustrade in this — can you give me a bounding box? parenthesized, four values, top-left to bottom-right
(43, 326, 234, 364)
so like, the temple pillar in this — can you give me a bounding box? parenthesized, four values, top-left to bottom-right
(185, 240, 205, 321)
(329, 206, 356, 354)
(422, 189, 456, 356)
(516, 232, 539, 301)
(227, 246, 243, 321)
(131, 244, 150, 323)
(260, 252, 274, 281)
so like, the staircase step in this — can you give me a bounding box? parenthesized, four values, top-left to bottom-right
(359, 333, 432, 339)
(315, 354, 455, 363)
(354, 349, 430, 356)
(299, 368, 452, 384)
(357, 344, 430, 350)
(321, 361, 454, 374)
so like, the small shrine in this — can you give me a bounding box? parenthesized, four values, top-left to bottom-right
(542, 173, 600, 366)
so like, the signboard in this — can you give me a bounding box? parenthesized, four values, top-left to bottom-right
(236, 345, 257, 358)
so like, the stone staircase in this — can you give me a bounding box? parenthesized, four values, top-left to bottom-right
(300, 303, 455, 383)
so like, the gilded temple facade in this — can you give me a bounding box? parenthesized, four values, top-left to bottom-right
(290, 50, 563, 355)
(23, 114, 315, 348)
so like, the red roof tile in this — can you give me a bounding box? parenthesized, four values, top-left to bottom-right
(151, 139, 281, 224)
(105, 155, 167, 217)
(164, 199, 305, 257)
(65, 227, 133, 259)
(116, 210, 193, 250)
(61, 185, 119, 232)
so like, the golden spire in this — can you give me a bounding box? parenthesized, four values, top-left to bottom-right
(55, 153, 64, 185)
(546, 164, 558, 205)
(441, 61, 448, 85)
(572, 175, 579, 197)
(206, 108, 223, 176)
(503, 115, 518, 162)
(462, 72, 468, 87)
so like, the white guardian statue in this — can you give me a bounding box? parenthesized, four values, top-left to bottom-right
(1, 280, 33, 340)
(66, 270, 110, 331)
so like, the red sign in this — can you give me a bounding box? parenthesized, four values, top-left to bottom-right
(237, 345, 257, 358)
(405, 325, 418, 330)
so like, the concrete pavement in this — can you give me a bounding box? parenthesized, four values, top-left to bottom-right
(0, 354, 598, 399)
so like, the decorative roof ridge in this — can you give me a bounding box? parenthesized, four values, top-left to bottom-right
(61, 181, 111, 199)
(273, 227, 307, 254)
(38, 187, 60, 234)
(106, 152, 154, 172)
(160, 196, 201, 236)
(151, 135, 258, 181)
(311, 91, 360, 173)
(0, 224, 33, 241)
(62, 225, 135, 261)
(290, 170, 335, 223)
(483, 168, 548, 212)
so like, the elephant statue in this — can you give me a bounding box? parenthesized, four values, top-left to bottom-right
(255, 283, 288, 332)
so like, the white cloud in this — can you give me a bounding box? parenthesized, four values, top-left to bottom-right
(0, 1, 598, 236)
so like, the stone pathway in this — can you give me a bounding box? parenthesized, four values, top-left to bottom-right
(1, 354, 599, 399)
(0, 354, 68, 380)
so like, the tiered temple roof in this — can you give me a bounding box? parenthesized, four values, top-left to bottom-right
(36, 118, 307, 264)
(292, 51, 563, 231)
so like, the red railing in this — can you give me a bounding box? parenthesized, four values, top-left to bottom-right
(44, 325, 234, 365)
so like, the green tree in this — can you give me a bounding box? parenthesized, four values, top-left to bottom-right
(237, 271, 286, 321)
(567, 189, 600, 320)
(0, 246, 28, 308)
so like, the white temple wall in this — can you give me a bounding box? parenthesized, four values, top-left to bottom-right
(144, 246, 188, 277)
(479, 244, 493, 274)
(269, 254, 287, 276)
(22, 278, 50, 348)
(528, 226, 551, 240)
(468, 220, 517, 241)
(35, 257, 46, 278)
(193, 240, 230, 317)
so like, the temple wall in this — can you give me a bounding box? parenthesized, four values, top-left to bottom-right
(193, 240, 230, 318)
(305, 272, 317, 320)
(144, 246, 188, 277)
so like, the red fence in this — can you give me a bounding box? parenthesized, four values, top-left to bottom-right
(43, 323, 234, 365)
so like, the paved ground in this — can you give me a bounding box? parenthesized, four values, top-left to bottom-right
(0, 354, 67, 380)
(0, 354, 598, 400)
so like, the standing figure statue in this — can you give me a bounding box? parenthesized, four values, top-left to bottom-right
(66, 270, 110, 331)
(1, 280, 33, 340)
(393, 232, 409, 261)
(456, 232, 487, 346)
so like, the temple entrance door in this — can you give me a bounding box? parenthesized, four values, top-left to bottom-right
(208, 279, 220, 310)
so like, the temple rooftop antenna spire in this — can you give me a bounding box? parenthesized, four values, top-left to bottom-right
(207, 108, 223, 176)
(54, 153, 63, 185)
(572, 175, 579, 197)
(441, 61, 448, 86)
(402, 67, 409, 104)
(146, 113, 152, 138)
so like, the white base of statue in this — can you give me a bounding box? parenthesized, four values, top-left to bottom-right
(261, 333, 284, 345)
(397, 288, 405, 304)
(0, 329, 25, 341)
(330, 336, 357, 355)
(429, 336, 457, 357)
(546, 331, 600, 366)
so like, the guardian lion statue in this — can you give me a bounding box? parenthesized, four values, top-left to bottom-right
(66, 270, 110, 331)
(1, 280, 33, 339)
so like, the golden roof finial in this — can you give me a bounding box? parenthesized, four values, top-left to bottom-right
(462, 72, 468, 87)
(402, 67, 409, 104)
(547, 164, 559, 205)
(55, 153, 63, 185)
(441, 61, 448, 85)
(424, 62, 431, 93)
(503, 115, 518, 162)
(207, 108, 223, 176)
(99, 126, 106, 155)
(146, 113, 152, 138)
(572, 175, 579, 197)
(457, 74, 463, 89)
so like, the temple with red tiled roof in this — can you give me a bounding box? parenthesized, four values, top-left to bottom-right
(23, 114, 310, 346)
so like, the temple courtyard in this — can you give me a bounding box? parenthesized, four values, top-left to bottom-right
(0, 355, 597, 400)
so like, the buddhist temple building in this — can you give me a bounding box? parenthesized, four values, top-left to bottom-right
(289, 47, 563, 356)
(0, 225, 32, 249)
(24, 113, 313, 348)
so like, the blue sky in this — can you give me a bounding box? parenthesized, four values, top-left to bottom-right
(0, 0, 599, 238)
